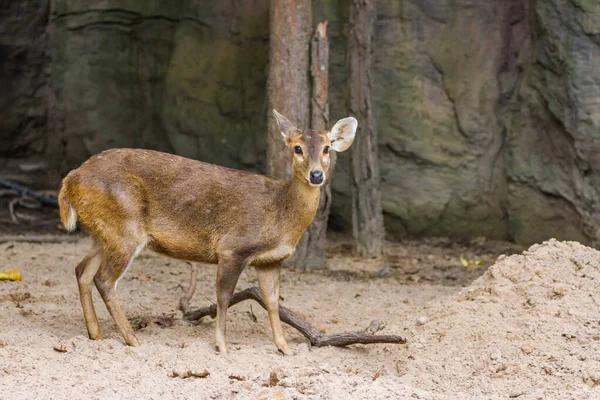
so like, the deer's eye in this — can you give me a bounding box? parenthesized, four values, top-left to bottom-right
(294, 146, 303, 155)
(323, 146, 330, 154)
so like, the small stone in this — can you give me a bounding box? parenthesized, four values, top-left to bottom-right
(490, 350, 502, 361)
(521, 344, 533, 355)
(416, 316, 428, 326)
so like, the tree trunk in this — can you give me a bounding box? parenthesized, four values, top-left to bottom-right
(266, 0, 312, 179)
(287, 22, 331, 270)
(347, 0, 385, 257)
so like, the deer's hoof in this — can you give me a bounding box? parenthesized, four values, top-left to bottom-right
(277, 347, 294, 356)
(125, 335, 140, 347)
(215, 344, 229, 354)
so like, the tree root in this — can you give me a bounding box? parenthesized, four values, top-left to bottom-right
(180, 282, 406, 348)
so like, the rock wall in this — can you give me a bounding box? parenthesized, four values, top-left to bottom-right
(327, 0, 600, 247)
(49, 0, 270, 173)
(503, 1, 600, 245)
(0, 0, 50, 156)
(1, 0, 599, 246)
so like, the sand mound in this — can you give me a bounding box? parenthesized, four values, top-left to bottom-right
(403, 239, 600, 399)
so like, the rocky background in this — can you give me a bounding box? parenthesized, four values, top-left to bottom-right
(1, 0, 599, 246)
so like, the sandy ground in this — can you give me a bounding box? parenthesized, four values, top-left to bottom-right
(1, 236, 599, 399)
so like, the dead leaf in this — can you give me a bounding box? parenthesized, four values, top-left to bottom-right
(170, 369, 209, 379)
(155, 314, 175, 329)
(53, 345, 67, 353)
(9, 292, 30, 303)
(135, 316, 151, 330)
(136, 273, 152, 281)
(268, 370, 280, 386)
(375, 263, 393, 278)
(366, 320, 385, 335)
(134, 314, 175, 330)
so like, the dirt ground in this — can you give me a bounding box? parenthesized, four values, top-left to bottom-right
(1, 231, 599, 399)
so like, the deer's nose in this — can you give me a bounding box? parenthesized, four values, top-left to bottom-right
(310, 171, 324, 185)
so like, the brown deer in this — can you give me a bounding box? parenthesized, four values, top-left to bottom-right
(58, 110, 357, 355)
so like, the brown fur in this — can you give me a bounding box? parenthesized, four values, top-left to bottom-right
(59, 111, 356, 354)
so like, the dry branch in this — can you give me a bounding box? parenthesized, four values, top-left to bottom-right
(182, 286, 406, 348)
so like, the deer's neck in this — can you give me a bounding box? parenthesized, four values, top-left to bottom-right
(281, 176, 321, 232)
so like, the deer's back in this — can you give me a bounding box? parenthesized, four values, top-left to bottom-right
(63, 149, 294, 263)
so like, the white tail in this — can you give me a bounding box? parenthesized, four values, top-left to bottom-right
(58, 190, 78, 232)
(65, 205, 77, 232)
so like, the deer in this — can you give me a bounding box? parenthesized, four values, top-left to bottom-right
(58, 110, 357, 355)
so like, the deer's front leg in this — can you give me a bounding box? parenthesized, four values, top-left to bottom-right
(256, 262, 292, 355)
(215, 255, 246, 353)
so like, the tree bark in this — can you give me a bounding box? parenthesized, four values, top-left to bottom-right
(347, 0, 385, 257)
(287, 22, 332, 270)
(266, 0, 312, 179)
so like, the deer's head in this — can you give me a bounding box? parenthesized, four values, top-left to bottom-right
(273, 110, 357, 187)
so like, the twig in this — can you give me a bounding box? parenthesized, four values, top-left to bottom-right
(0, 189, 19, 197)
(183, 286, 406, 348)
(0, 235, 81, 244)
(7, 192, 43, 224)
(8, 198, 19, 224)
(14, 212, 40, 222)
(0, 178, 59, 207)
(53, 345, 68, 353)
(17, 196, 42, 210)
(372, 365, 385, 381)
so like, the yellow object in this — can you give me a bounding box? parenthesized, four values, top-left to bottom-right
(459, 257, 484, 268)
(0, 269, 21, 281)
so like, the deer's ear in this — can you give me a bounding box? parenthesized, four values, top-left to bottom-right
(273, 110, 300, 141)
(327, 117, 357, 152)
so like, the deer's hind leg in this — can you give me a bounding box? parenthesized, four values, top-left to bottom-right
(94, 238, 146, 346)
(75, 238, 104, 340)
